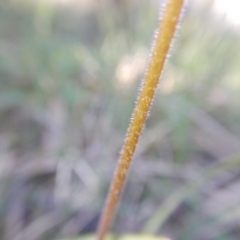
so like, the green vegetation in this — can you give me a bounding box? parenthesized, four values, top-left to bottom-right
(0, 1, 240, 240)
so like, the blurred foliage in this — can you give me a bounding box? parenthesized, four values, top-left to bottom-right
(0, 0, 240, 240)
(60, 233, 170, 240)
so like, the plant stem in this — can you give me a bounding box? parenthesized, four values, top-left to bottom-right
(97, 1, 184, 239)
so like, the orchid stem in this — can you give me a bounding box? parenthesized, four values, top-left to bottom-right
(97, 1, 185, 239)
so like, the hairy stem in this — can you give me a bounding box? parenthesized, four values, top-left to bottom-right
(97, 1, 184, 239)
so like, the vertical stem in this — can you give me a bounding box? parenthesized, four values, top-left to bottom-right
(97, 1, 184, 239)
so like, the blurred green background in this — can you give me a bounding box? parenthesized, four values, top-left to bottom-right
(0, 0, 240, 240)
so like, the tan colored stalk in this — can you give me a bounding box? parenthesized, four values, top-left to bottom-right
(97, 0, 184, 239)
